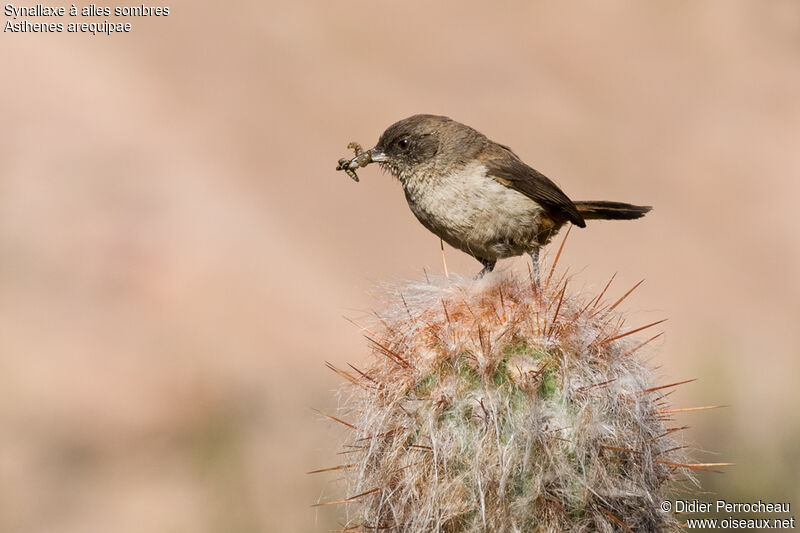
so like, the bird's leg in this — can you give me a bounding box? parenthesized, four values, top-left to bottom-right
(475, 258, 496, 279)
(530, 248, 541, 290)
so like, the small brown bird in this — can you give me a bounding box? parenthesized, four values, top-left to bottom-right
(337, 114, 651, 281)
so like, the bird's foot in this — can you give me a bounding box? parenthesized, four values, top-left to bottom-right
(475, 258, 496, 280)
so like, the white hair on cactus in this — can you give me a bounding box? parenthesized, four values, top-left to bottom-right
(319, 267, 719, 532)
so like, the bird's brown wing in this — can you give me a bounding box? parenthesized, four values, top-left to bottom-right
(484, 158, 586, 228)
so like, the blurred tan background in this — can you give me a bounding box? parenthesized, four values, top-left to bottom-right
(1, 1, 798, 531)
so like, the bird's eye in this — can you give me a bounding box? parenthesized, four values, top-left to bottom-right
(398, 138, 409, 149)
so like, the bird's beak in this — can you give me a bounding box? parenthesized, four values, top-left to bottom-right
(367, 148, 387, 163)
(347, 147, 386, 169)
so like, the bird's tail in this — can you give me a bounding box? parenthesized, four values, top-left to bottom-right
(573, 201, 652, 220)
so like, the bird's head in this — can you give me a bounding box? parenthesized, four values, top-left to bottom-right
(363, 114, 482, 181)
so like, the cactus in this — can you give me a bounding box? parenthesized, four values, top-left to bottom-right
(317, 260, 721, 532)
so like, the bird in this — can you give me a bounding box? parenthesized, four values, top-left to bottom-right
(337, 114, 651, 282)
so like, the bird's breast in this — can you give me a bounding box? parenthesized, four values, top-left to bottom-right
(401, 162, 543, 260)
